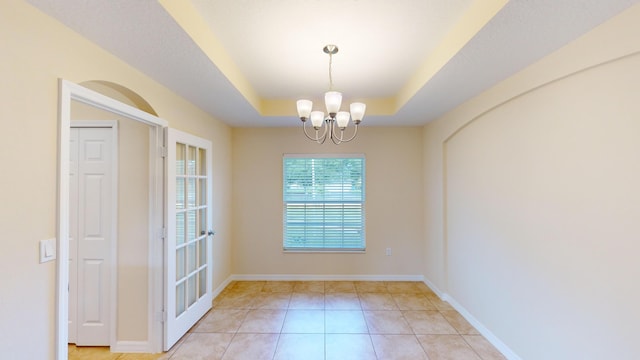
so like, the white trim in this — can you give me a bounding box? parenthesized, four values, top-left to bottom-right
(213, 276, 235, 299)
(422, 277, 521, 360)
(57, 79, 168, 359)
(56, 81, 71, 360)
(422, 277, 446, 299)
(443, 295, 522, 360)
(64, 80, 167, 128)
(148, 126, 165, 354)
(71, 120, 118, 128)
(70, 121, 119, 350)
(229, 274, 425, 282)
(111, 341, 151, 353)
(282, 250, 367, 254)
(283, 153, 366, 159)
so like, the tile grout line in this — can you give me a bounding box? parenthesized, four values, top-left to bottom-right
(166, 281, 498, 360)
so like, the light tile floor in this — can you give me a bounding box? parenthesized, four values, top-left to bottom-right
(69, 281, 505, 360)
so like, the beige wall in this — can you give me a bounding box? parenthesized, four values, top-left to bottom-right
(4, 0, 640, 358)
(0, 1, 232, 358)
(231, 127, 424, 277)
(423, 4, 640, 359)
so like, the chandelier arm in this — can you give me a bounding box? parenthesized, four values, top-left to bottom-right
(330, 132, 342, 145)
(302, 121, 318, 141)
(329, 121, 344, 145)
(320, 119, 334, 144)
(338, 123, 359, 143)
(302, 120, 328, 145)
(302, 121, 327, 142)
(331, 127, 342, 145)
(321, 121, 330, 143)
(318, 130, 327, 144)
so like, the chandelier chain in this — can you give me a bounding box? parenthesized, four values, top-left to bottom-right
(328, 52, 334, 91)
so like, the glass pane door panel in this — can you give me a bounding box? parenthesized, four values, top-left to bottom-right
(187, 243, 197, 274)
(176, 143, 186, 175)
(176, 178, 185, 209)
(187, 146, 196, 176)
(176, 247, 186, 281)
(198, 269, 206, 298)
(198, 208, 206, 237)
(198, 238, 206, 267)
(187, 275, 197, 307)
(187, 210, 196, 242)
(198, 148, 206, 176)
(187, 178, 196, 208)
(176, 282, 185, 316)
(198, 179, 206, 206)
(176, 212, 185, 245)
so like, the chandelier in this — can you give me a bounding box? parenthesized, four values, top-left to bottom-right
(296, 45, 366, 144)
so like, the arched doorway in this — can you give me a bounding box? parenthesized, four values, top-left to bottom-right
(56, 80, 167, 359)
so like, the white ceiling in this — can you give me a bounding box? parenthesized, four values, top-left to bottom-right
(190, 0, 473, 99)
(27, 0, 638, 127)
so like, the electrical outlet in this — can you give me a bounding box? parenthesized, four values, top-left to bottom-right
(385, 248, 392, 256)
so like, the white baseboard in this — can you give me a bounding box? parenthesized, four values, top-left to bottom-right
(422, 276, 446, 298)
(229, 274, 425, 282)
(213, 275, 234, 298)
(444, 296, 522, 360)
(111, 340, 150, 353)
(421, 278, 521, 360)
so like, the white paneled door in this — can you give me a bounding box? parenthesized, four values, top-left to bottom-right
(69, 126, 114, 346)
(165, 129, 213, 350)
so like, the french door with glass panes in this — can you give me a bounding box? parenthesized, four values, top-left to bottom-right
(165, 128, 213, 350)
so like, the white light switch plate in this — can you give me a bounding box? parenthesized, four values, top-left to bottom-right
(40, 238, 56, 263)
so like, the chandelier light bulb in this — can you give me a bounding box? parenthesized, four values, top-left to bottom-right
(336, 111, 350, 128)
(324, 91, 342, 117)
(350, 102, 366, 124)
(296, 99, 313, 120)
(310, 111, 325, 128)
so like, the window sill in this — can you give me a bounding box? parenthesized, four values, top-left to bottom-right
(282, 249, 366, 254)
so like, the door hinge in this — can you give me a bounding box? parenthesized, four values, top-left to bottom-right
(159, 146, 167, 158)
(158, 227, 167, 240)
(156, 310, 167, 323)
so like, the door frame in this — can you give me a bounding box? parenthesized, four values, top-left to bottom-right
(56, 80, 168, 359)
(69, 121, 118, 347)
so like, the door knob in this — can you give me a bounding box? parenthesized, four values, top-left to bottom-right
(207, 230, 216, 236)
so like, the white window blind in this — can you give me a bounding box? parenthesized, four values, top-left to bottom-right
(283, 155, 365, 251)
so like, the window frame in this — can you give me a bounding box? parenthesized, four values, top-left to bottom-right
(282, 153, 366, 253)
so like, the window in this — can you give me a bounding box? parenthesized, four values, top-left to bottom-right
(283, 154, 365, 251)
